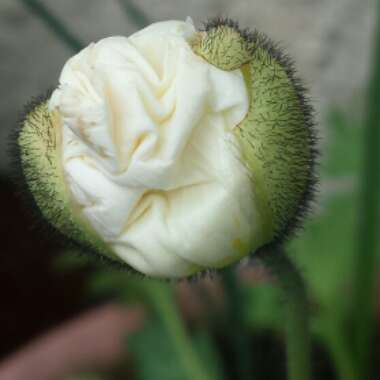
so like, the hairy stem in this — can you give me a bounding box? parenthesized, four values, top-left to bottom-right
(256, 247, 311, 380)
(18, 0, 83, 52)
(351, 1, 380, 377)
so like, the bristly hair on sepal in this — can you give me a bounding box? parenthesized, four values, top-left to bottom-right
(202, 17, 319, 249)
(9, 91, 143, 277)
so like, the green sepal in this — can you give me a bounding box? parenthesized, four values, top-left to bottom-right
(190, 18, 317, 244)
(17, 98, 128, 266)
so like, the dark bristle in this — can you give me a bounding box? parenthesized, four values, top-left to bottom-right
(203, 17, 240, 32)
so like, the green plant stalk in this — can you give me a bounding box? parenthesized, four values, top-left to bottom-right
(222, 268, 254, 380)
(256, 247, 310, 380)
(18, 0, 83, 52)
(117, 0, 150, 29)
(145, 282, 216, 380)
(320, 324, 358, 380)
(351, 1, 380, 376)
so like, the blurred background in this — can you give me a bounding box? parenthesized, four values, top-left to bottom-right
(0, 0, 378, 379)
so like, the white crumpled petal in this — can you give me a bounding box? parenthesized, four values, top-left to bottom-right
(49, 19, 263, 277)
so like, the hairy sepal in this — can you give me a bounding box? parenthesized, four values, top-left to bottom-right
(191, 18, 317, 244)
(17, 98, 133, 269)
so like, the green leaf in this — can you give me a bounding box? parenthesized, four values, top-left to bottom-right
(289, 193, 357, 310)
(322, 110, 363, 177)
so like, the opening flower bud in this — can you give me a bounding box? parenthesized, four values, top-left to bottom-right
(16, 18, 316, 278)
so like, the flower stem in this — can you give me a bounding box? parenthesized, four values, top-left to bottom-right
(222, 268, 254, 380)
(351, 1, 380, 376)
(146, 282, 216, 380)
(320, 325, 358, 380)
(18, 0, 83, 52)
(256, 247, 311, 380)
